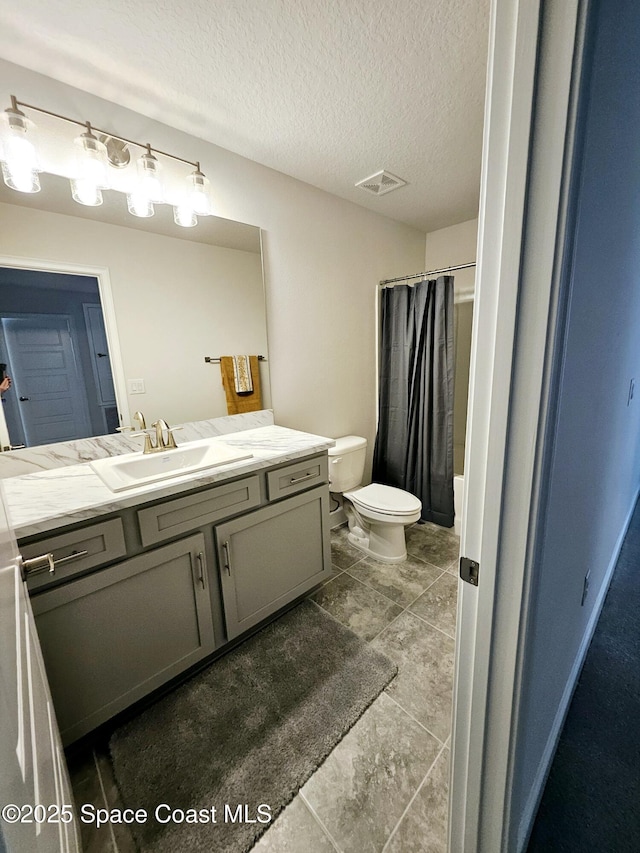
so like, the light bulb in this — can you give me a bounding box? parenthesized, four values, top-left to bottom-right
(136, 146, 164, 203)
(2, 129, 38, 173)
(127, 192, 154, 218)
(187, 167, 211, 216)
(71, 177, 103, 206)
(0, 99, 40, 193)
(1, 159, 40, 193)
(173, 204, 197, 227)
(74, 124, 109, 189)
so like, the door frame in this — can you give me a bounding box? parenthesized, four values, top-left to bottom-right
(0, 485, 80, 853)
(450, 0, 588, 851)
(0, 255, 131, 432)
(83, 302, 118, 434)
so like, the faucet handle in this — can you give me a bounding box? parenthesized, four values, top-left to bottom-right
(131, 432, 155, 454)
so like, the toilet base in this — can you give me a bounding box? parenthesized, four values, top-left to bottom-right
(346, 521, 408, 563)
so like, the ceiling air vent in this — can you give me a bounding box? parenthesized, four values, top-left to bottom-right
(355, 170, 407, 196)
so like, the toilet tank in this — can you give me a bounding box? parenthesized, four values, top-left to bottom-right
(328, 436, 367, 492)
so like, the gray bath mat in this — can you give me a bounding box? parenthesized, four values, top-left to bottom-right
(109, 599, 397, 852)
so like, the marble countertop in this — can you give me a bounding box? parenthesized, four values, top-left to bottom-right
(3, 425, 335, 540)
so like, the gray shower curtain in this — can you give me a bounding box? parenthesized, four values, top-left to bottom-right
(372, 276, 455, 526)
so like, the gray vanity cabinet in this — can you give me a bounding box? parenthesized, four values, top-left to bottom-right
(216, 485, 331, 640)
(31, 533, 215, 744)
(22, 451, 332, 744)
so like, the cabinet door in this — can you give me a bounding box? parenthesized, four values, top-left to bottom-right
(216, 486, 331, 640)
(31, 533, 215, 744)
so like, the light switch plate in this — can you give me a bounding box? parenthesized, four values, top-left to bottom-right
(128, 379, 145, 394)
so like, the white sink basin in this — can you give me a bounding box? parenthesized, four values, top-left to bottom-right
(90, 438, 253, 492)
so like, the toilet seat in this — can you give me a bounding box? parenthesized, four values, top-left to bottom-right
(346, 483, 422, 517)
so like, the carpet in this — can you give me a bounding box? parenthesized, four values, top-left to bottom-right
(109, 600, 397, 852)
(528, 501, 640, 851)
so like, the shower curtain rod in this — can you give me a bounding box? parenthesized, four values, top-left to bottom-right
(379, 262, 476, 286)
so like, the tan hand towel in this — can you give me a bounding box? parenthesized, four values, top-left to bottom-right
(220, 356, 263, 414)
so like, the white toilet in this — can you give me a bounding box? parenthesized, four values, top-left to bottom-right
(328, 436, 422, 563)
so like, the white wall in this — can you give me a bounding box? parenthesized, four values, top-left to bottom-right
(424, 219, 478, 473)
(424, 218, 478, 298)
(514, 0, 640, 842)
(0, 202, 267, 426)
(0, 59, 426, 451)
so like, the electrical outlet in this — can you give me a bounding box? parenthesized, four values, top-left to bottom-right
(628, 378, 635, 406)
(581, 570, 590, 606)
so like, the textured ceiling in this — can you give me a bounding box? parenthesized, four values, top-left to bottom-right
(0, 0, 490, 233)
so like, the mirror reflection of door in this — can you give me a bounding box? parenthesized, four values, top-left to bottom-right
(0, 267, 118, 448)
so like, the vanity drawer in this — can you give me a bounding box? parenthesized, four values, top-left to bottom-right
(138, 476, 262, 546)
(23, 518, 127, 593)
(266, 454, 328, 501)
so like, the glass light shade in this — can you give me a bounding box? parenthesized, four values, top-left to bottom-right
(71, 177, 103, 206)
(74, 130, 109, 189)
(136, 150, 164, 203)
(0, 109, 40, 193)
(187, 170, 211, 215)
(173, 204, 197, 227)
(127, 192, 154, 218)
(1, 159, 40, 193)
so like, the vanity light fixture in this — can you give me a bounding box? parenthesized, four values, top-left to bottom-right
(0, 96, 40, 193)
(173, 202, 197, 227)
(0, 95, 214, 228)
(74, 122, 109, 188)
(127, 191, 155, 218)
(136, 144, 164, 203)
(71, 178, 103, 207)
(70, 121, 109, 206)
(186, 165, 212, 216)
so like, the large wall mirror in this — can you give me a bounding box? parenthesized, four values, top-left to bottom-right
(0, 173, 270, 450)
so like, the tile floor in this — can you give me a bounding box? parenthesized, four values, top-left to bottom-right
(66, 521, 460, 853)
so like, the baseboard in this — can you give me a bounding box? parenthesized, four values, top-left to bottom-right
(517, 488, 640, 852)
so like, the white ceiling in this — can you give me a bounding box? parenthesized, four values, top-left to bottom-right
(0, 0, 490, 234)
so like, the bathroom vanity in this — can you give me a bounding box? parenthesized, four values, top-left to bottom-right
(3, 422, 334, 745)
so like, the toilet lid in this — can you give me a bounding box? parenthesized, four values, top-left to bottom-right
(350, 483, 421, 515)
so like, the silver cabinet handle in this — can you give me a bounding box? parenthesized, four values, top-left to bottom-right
(53, 549, 89, 567)
(290, 471, 315, 485)
(222, 541, 231, 576)
(196, 551, 206, 588)
(20, 552, 55, 578)
(20, 548, 90, 580)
